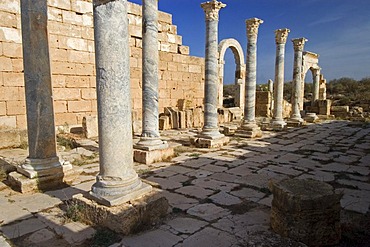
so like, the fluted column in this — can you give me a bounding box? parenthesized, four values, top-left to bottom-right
(91, 0, 151, 206)
(135, 0, 168, 151)
(312, 68, 321, 105)
(290, 38, 307, 122)
(272, 28, 290, 130)
(17, 0, 67, 178)
(200, 0, 226, 139)
(236, 18, 263, 138)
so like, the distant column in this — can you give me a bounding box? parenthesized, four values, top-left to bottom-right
(268, 79, 274, 117)
(268, 79, 274, 93)
(17, 0, 67, 179)
(200, 0, 225, 139)
(290, 38, 307, 123)
(272, 28, 290, 130)
(236, 18, 263, 138)
(90, 0, 151, 206)
(135, 0, 168, 151)
(312, 68, 321, 105)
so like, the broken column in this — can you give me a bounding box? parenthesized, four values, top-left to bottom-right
(312, 68, 321, 105)
(271, 28, 290, 130)
(8, 0, 79, 193)
(89, 0, 151, 206)
(235, 18, 263, 138)
(289, 38, 307, 125)
(191, 0, 229, 148)
(134, 0, 174, 164)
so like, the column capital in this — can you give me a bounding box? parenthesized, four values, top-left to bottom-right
(312, 67, 321, 76)
(201, 0, 226, 21)
(246, 18, 264, 42)
(292, 37, 308, 51)
(275, 28, 290, 44)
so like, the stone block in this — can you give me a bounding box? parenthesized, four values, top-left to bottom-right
(270, 179, 342, 246)
(190, 135, 229, 149)
(72, 189, 169, 235)
(178, 45, 190, 55)
(0, 128, 27, 149)
(7, 165, 82, 193)
(0, 27, 22, 43)
(0, 57, 13, 71)
(331, 105, 349, 112)
(0, 116, 16, 128)
(68, 100, 92, 112)
(159, 115, 170, 130)
(178, 111, 186, 129)
(134, 146, 175, 165)
(256, 91, 271, 104)
(82, 115, 98, 138)
(185, 109, 193, 128)
(193, 107, 203, 128)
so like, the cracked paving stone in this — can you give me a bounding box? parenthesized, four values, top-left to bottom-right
(191, 178, 239, 192)
(0, 217, 47, 239)
(146, 176, 182, 190)
(162, 191, 198, 211)
(230, 187, 266, 202)
(166, 217, 208, 234)
(186, 169, 213, 178)
(121, 229, 182, 247)
(181, 158, 214, 169)
(175, 186, 214, 199)
(166, 165, 193, 174)
(201, 164, 228, 173)
(187, 203, 230, 221)
(226, 164, 254, 176)
(209, 191, 242, 206)
(181, 227, 238, 247)
(319, 163, 351, 173)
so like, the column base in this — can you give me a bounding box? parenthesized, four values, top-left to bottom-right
(134, 137, 169, 151)
(72, 188, 169, 234)
(7, 163, 82, 193)
(304, 113, 319, 123)
(89, 182, 152, 207)
(287, 118, 305, 127)
(271, 120, 287, 131)
(190, 134, 229, 148)
(134, 146, 175, 164)
(235, 122, 262, 138)
(223, 125, 238, 136)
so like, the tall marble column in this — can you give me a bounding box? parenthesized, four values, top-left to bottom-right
(268, 79, 274, 117)
(312, 68, 321, 105)
(290, 38, 307, 123)
(134, 0, 168, 152)
(236, 18, 263, 138)
(271, 28, 290, 130)
(90, 0, 151, 206)
(191, 0, 229, 148)
(16, 0, 70, 179)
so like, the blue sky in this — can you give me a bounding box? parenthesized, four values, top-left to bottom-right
(130, 0, 370, 84)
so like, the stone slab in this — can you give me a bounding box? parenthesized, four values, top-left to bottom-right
(190, 136, 229, 149)
(7, 166, 82, 193)
(134, 146, 175, 164)
(0, 217, 47, 239)
(166, 217, 207, 234)
(72, 189, 169, 235)
(120, 228, 182, 247)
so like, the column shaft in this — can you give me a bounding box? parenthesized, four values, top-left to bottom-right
(203, 19, 219, 131)
(273, 43, 285, 121)
(244, 40, 257, 122)
(21, 0, 57, 160)
(290, 38, 307, 122)
(142, 0, 159, 138)
(91, 0, 150, 205)
(312, 69, 320, 105)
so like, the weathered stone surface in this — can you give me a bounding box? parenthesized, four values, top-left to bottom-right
(1, 217, 47, 239)
(72, 189, 169, 235)
(134, 146, 175, 164)
(187, 203, 230, 221)
(270, 179, 342, 246)
(166, 217, 207, 234)
(121, 229, 182, 247)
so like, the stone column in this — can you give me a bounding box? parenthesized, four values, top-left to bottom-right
(272, 28, 290, 130)
(290, 38, 307, 123)
(268, 79, 274, 117)
(312, 68, 321, 105)
(236, 18, 263, 138)
(134, 0, 168, 155)
(191, 0, 229, 148)
(90, 0, 151, 206)
(12, 0, 73, 186)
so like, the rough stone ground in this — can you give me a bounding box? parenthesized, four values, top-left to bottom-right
(0, 120, 369, 247)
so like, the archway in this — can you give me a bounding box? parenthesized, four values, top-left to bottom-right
(218, 38, 246, 109)
(300, 51, 326, 110)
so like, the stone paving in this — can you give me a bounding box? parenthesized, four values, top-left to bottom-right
(0, 120, 369, 246)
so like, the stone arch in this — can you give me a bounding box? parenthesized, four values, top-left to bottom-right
(218, 38, 246, 109)
(300, 51, 326, 109)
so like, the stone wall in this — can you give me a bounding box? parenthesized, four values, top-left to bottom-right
(0, 0, 205, 131)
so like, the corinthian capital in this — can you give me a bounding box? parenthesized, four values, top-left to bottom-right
(246, 18, 264, 42)
(292, 38, 308, 51)
(201, 0, 226, 21)
(275, 28, 290, 44)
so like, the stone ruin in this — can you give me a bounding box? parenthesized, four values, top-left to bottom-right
(1, 0, 365, 245)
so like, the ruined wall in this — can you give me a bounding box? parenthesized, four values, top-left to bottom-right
(0, 0, 205, 131)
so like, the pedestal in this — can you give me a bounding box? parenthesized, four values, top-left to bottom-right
(271, 120, 287, 131)
(235, 122, 262, 138)
(190, 134, 229, 149)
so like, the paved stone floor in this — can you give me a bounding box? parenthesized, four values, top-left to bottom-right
(0, 120, 369, 246)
